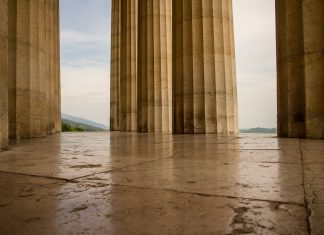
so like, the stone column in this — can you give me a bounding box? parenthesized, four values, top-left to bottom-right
(172, 0, 238, 134)
(45, 0, 61, 134)
(110, 0, 121, 131)
(8, 0, 17, 139)
(15, 0, 31, 138)
(53, 0, 60, 133)
(38, 0, 47, 137)
(0, 0, 9, 149)
(57, 0, 61, 132)
(13, 0, 48, 138)
(30, 0, 46, 137)
(276, 0, 324, 139)
(137, 0, 172, 133)
(45, 0, 54, 134)
(120, 0, 137, 132)
(50, 0, 56, 133)
(6, 0, 60, 140)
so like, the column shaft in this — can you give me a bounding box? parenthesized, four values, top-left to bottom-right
(110, 0, 121, 131)
(50, 0, 56, 133)
(137, 0, 172, 133)
(303, 0, 324, 138)
(0, 0, 9, 149)
(276, 0, 324, 138)
(16, 0, 31, 138)
(30, 0, 46, 137)
(53, 0, 60, 133)
(120, 0, 137, 132)
(8, 0, 17, 139)
(172, 0, 238, 134)
(6, 0, 60, 140)
(45, 0, 54, 133)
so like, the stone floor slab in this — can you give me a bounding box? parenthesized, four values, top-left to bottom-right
(0, 172, 308, 235)
(0, 132, 323, 234)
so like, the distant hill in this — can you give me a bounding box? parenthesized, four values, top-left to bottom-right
(61, 113, 109, 130)
(240, 127, 277, 134)
(62, 119, 107, 132)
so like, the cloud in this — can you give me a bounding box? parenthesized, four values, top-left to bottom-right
(60, 0, 111, 126)
(61, 64, 110, 125)
(233, 0, 277, 128)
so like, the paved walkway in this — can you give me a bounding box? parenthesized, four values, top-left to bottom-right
(0, 132, 323, 234)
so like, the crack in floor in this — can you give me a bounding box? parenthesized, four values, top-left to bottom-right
(0, 171, 72, 182)
(70, 156, 174, 181)
(300, 141, 312, 235)
(0, 156, 174, 183)
(78, 180, 306, 208)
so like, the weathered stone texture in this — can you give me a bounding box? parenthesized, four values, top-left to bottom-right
(137, 0, 172, 133)
(119, 0, 137, 132)
(0, 0, 9, 149)
(276, 0, 324, 139)
(111, 0, 238, 134)
(1, 0, 60, 149)
(110, 0, 121, 131)
(172, 0, 238, 134)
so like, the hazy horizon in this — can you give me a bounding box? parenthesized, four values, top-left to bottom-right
(60, 0, 277, 129)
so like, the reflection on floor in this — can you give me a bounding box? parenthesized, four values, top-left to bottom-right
(0, 132, 323, 234)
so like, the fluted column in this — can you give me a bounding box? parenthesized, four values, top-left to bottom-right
(276, 0, 324, 139)
(30, 0, 46, 137)
(137, 0, 172, 133)
(110, 0, 121, 131)
(172, 0, 238, 134)
(5, 0, 60, 140)
(53, 0, 60, 133)
(15, 0, 31, 138)
(49, 0, 56, 134)
(0, 0, 9, 149)
(8, 0, 16, 139)
(120, 0, 137, 132)
(45, 0, 53, 133)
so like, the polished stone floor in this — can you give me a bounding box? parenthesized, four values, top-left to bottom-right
(0, 132, 323, 234)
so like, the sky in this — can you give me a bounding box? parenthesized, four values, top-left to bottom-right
(60, 0, 111, 126)
(60, 0, 276, 129)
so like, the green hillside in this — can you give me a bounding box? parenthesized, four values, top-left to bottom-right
(62, 119, 107, 132)
(240, 127, 277, 133)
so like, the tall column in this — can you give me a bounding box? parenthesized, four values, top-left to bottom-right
(45, 0, 52, 133)
(172, 0, 238, 134)
(53, 0, 60, 133)
(45, 0, 61, 135)
(15, 0, 31, 138)
(6, 0, 60, 140)
(0, 0, 9, 149)
(276, 0, 324, 139)
(57, 0, 61, 133)
(30, 0, 46, 137)
(12, 0, 49, 138)
(38, 0, 47, 137)
(8, 0, 17, 139)
(110, 0, 121, 131)
(120, 0, 137, 132)
(137, 0, 172, 133)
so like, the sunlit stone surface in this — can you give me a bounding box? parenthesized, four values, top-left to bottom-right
(0, 132, 323, 234)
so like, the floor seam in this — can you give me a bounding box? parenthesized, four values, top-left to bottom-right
(300, 140, 312, 235)
(78, 180, 305, 207)
(0, 171, 72, 182)
(70, 156, 174, 181)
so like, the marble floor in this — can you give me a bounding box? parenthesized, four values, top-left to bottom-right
(0, 132, 323, 234)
